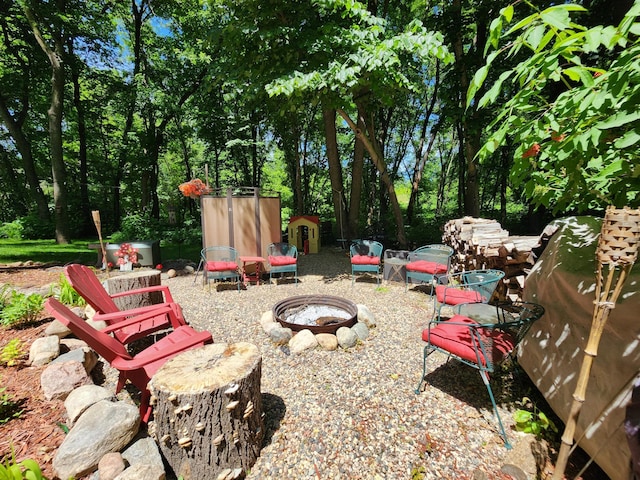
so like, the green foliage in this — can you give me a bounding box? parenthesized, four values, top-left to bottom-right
(52, 274, 85, 307)
(470, 2, 640, 214)
(0, 447, 45, 480)
(513, 396, 558, 439)
(17, 215, 55, 241)
(0, 388, 23, 425)
(0, 291, 44, 327)
(0, 340, 25, 367)
(0, 222, 23, 241)
(110, 214, 162, 243)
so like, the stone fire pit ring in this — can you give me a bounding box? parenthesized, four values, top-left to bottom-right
(272, 295, 358, 335)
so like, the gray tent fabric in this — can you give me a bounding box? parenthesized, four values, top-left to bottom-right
(626, 375, 640, 480)
(520, 216, 640, 480)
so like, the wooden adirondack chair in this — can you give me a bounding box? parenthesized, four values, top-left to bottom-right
(44, 298, 213, 422)
(64, 264, 187, 345)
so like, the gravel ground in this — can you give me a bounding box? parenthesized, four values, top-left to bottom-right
(162, 247, 529, 480)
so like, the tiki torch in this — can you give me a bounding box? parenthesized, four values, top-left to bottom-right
(91, 210, 107, 270)
(553, 206, 640, 479)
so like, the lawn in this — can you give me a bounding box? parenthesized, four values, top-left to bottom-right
(0, 239, 202, 266)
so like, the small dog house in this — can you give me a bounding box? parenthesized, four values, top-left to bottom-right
(288, 215, 320, 254)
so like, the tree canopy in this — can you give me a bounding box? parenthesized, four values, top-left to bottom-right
(0, 0, 636, 245)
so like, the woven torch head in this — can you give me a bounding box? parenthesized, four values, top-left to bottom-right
(597, 206, 640, 266)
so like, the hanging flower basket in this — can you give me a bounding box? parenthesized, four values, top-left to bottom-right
(179, 179, 211, 199)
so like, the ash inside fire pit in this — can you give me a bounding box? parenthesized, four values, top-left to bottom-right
(273, 295, 358, 335)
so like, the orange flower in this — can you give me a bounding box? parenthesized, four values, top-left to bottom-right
(179, 179, 211, 198)
(551, 132, 566, 142)
(522, 143, 540, 158)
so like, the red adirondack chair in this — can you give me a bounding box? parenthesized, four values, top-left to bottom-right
(45, 298, 212, 422)
(64, 264, 187, 344)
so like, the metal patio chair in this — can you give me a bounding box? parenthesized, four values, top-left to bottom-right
(196, 246, 240, 291)
(415, 301, 545, 449)
(267, 242, 298, 285)
(405, 244, 454, 292)
(350, 240, 383, 285)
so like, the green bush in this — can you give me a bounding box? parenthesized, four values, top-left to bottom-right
(0, 339, 25, 367)
(51, 274, 85, 307)
(18, 214, 55, 240)
(0, 291, 44, 327)
(111, 213, 161, 242)
(0, 446, 45, 479)
(0, 221, 23, 240)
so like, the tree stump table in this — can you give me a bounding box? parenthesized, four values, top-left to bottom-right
(149, 342, 263, 480)
(105, 270, 164, 310)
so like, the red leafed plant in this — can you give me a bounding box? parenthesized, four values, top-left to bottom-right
(115, 243, 138, 265)
(179, 179, 211, 198)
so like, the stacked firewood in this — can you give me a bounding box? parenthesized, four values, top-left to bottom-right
(442, 217, 549, 302)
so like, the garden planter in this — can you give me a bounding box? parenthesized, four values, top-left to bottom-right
(105, 241, 161, 267)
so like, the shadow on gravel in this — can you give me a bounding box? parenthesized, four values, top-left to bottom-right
(260, 392, 286, 448)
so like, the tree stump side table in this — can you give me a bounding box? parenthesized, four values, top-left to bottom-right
(149, 342, 263, 480)
(105, 270, 164, 311)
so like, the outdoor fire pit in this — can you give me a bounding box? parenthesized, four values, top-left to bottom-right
(272, 295, 358, 335)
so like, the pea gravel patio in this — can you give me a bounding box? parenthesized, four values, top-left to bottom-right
(162, 247, 533, 479)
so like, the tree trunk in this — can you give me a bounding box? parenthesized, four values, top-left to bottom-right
(22, 2, 71, 243)
(337, 107, 407, 247)
(68, 42, 92, 236)
(149, 342, 263, 480)
(348, 111, 365, 239)
(0, 96, 50, 221)
(105, 270, 163, 311)
(323, 106, 348, 241)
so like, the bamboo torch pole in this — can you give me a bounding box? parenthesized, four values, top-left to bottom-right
(91, 210, 108, 271)
(552, 206, 640, 480)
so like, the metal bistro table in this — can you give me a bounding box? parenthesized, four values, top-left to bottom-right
(239, 256, 265, 287)
(383, 250, 410, 284)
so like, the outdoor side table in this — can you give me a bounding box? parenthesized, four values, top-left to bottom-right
(383, 250, 410, 283)
(239, 256, 265, 286)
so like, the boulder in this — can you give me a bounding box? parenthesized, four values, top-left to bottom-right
(40, 361, 93, 401)
(289, 329, 318, 354)
(29, 335, 60, 367)
(64, 385, 115, 427)
(53, 399, 140, 480)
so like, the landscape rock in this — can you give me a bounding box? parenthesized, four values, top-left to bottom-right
(268, 326, 293, 345)
(114, 463, 165, 480)
(52, 347, 98, 374)
(336, 326, 358, 348)
(166, 268, 177, 278)
(121, 435, 164, 473)
(44, 319, 71, 338)
(64, 385, 115, 427)
(315, 333, 338, 351)
(60, 338, 89, 352)
(289, 328, 318, 353)
(29, 335, 60, 367)
(356, 304, 376, 328)
(53, 399, 140, 480)
(351, 322, 370, 340)
(97, 452, 126, 480)
(40, 361, 93, 401)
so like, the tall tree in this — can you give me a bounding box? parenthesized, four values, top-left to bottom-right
(21, 0, 71, 243)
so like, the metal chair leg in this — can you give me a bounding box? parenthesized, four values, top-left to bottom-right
(480, 369, 512, 449)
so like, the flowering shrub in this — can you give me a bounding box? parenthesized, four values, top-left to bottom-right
(179, 179, 211, 198)
(115, 242, 138, 265)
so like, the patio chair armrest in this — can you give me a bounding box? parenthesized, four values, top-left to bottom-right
(112, 331, 213, 370)
(93, 303, 178, 322)
(99, 306, 174, 333)
(109, 284, 175, 303)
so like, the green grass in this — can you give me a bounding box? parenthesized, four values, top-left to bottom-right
(0, 239, 202, 266)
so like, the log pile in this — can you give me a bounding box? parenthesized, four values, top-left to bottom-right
(442, 217, 548, 301)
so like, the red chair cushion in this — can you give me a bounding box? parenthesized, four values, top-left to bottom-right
(406, 260, 447, 274)
(206, 261, 237, 272)
(268, 256, 297, 266)
(351, 255, 380, 265)
(422, 315, 515, 366)
(435, 285, 485, 305)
